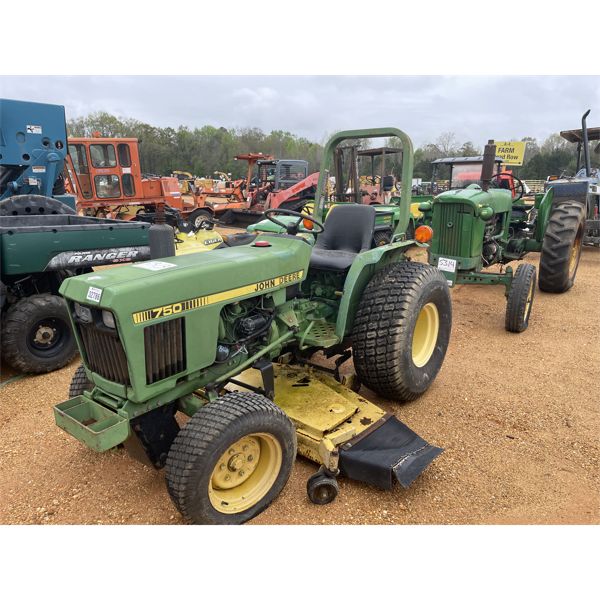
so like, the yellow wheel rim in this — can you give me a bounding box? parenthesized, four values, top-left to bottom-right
(568, 226, 583, 278)
(525, 277, 534, 320)
(412, 302, 440, 368)
(208, 433, 282, 514)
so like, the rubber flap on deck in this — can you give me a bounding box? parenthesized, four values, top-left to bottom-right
(338, 416, 443, 490)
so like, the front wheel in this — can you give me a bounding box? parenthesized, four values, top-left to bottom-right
(165, 391, 296, 524)
(505, 263, 536, 333)
(352, 262, 452, 403)
(1, 294, 78, 374)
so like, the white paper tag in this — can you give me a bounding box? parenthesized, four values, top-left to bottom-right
(122, 167, 131, 174)
(27, 177, 39, 186)
(86, 286, 103, 302)
(132, 261, 176, 271)
(26, 125, 42, 134)
(438, 257, 457, 273)
(447, 279, 454, 287)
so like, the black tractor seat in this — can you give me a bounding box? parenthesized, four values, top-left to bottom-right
(221, 232, 258, 247)
(309, 204, 376, 271)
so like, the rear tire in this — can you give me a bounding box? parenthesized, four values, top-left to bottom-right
(69, 364, 94, 397)
(352, 262, 452, 402)
(538, 201, 585, 293)
(165, 391, 296, 524)
(0, 194, 75, 216)
(505, 263, 536, 333)
(1, 294, 77, 374)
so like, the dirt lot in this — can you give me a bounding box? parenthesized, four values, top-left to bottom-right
(1, 247, 599, 525)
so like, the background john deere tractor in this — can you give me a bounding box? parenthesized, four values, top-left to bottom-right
(419, 113, 594, 332)
(0, 98, 159, 374)
(54, 126, 451, 525)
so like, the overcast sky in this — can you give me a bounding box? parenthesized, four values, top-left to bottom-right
(1, 76, 598, 147)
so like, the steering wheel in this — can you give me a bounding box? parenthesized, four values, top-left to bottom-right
(490, 172, 525, 202)
(264, 208, 325, 235)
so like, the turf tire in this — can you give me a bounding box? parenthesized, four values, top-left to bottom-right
(352, 262, 452, 403)
(165, 391, 296, 525)
(69, 364, 94, 397)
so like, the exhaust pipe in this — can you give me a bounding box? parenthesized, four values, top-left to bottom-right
(481, 139, 497, 192)
(582, 109, 591, 177)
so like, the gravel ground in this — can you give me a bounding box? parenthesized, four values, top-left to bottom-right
(1, 247, 598, 525)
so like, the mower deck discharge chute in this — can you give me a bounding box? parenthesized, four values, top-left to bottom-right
(54, 127, 451, 524)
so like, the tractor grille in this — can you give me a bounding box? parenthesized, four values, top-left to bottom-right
(435, 203, 469, 256)
(78, 323, 130, 385)
(144, 318, 186, 385)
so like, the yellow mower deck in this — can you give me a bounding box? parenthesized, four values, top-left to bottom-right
(228, 364, 442, 489)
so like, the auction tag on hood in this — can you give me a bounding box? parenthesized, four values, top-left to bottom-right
(86, 286, 103, 302)
(131, 261, 176, 271)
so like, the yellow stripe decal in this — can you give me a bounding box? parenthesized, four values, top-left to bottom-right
(132, 270, 304, 324)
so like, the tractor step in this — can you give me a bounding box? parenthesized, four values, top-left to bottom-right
(228, 364, 442, 489)
(301, 320, 339, 348)
(54, 395, 129, 452)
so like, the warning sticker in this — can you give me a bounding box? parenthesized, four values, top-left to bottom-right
(86, 286, 103, 303)
(32, 166, 46, 173)
(27, 178, 39, 186)
(26, 125, 42, 134)
(131, 261, 176, 271)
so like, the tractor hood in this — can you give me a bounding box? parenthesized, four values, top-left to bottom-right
(60, 234, 311, 312)
(433, 185, 513, 213)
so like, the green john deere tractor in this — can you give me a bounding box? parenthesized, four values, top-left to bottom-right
(54, 127, 452, 524)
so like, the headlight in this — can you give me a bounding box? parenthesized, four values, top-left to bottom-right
(74, 302, 92, 323)
(101, 310, 116, 329)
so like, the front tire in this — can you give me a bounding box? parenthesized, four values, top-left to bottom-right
(539, 201, 585, 293)
(505, 263, 536, 333)
(69, 364, 94, 397)
(1, 294, 77, 374)
(352, 262, 452, 402)
(165, 391, 296, 524)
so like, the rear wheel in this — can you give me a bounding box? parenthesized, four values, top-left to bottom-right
(165, 391, 296, 524)
(539, 201, 585, 292)
(505, 263, 536, 333)
(1, 294, 77, 374)
(352, 262, 452, 402)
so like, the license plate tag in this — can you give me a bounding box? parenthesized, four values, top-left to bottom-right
(438, 257, 457, 272)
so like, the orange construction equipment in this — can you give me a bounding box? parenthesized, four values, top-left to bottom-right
(65, 135, 188, 226)
(187, 155, 318, 227)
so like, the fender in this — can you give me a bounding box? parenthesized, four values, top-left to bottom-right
(335, 239, 422, 338)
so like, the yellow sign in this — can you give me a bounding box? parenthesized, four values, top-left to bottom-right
(495, 141, 527, 166)
(132, 270, 304, 324)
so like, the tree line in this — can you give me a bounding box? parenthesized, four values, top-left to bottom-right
(68, 113, 598, 182)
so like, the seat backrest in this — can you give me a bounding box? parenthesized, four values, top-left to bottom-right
(314, 204, 376, 253)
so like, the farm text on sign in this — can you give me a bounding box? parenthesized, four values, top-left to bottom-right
(495, 141, 527, 166)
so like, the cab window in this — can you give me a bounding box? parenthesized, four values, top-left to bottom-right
(95, 175, 121, 198)
(90, 144, 117, 168)
(122, 173, 136, 197)
(118, 143, 132, 167)
(67, 143, 93, 199)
